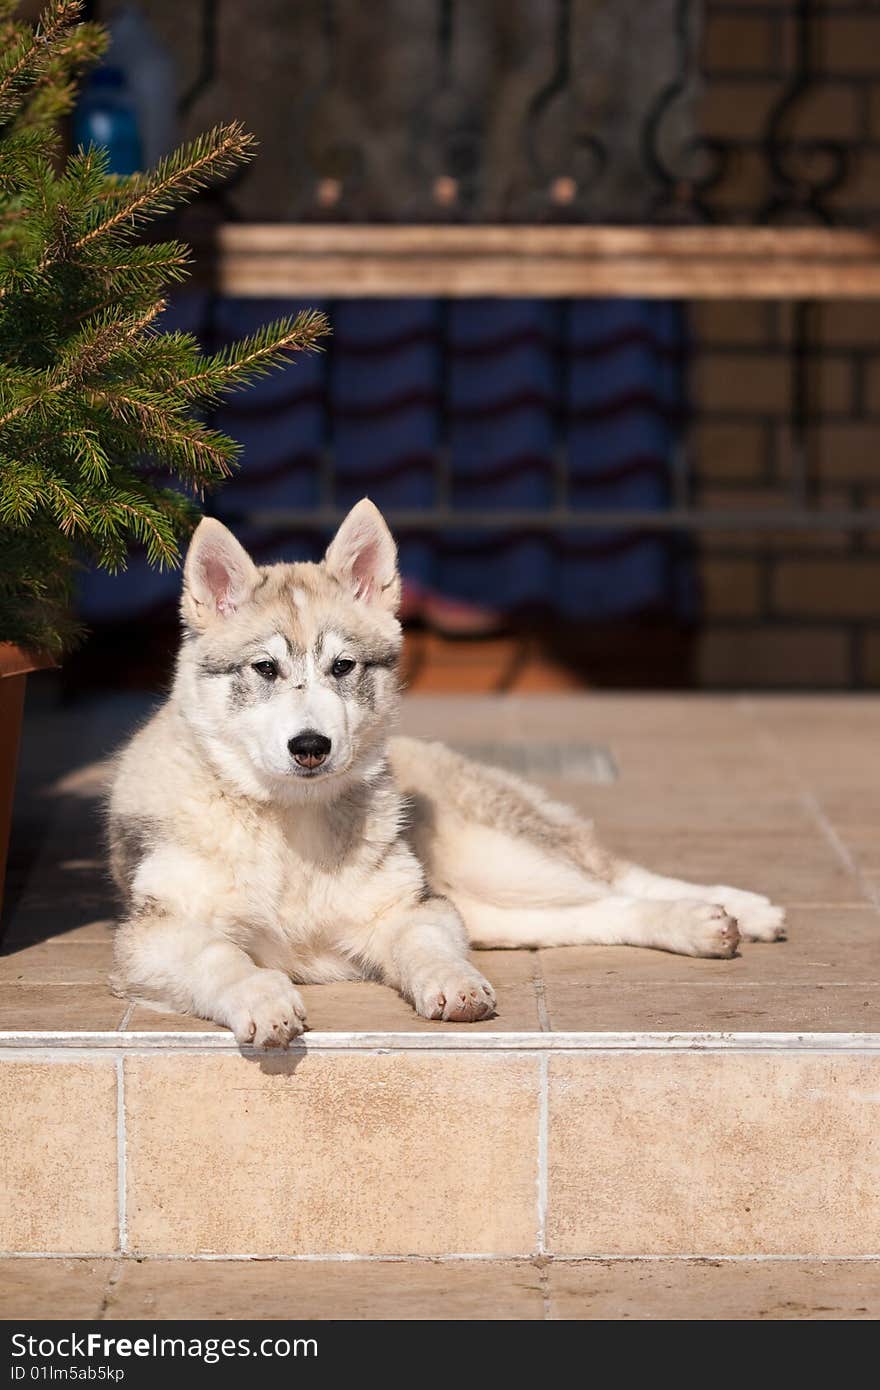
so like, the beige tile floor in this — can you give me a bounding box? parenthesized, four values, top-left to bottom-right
(3, 693, 880, 1317)
(2, 1256, 878, 1320)
(2, 692, 880, 1034)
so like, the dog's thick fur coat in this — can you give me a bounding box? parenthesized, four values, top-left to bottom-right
(108, 500, 785, 1044)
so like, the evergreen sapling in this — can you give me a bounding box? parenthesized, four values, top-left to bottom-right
(0, 0, 328, 654)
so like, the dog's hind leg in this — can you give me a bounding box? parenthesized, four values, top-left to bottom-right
(432, 824, 740, 956)
(394, 737, 781, 954)
(611, 863, 786, 942)
(441, 829, 778, 953)
(405, 781, 741, 956)
(453, 892, 740, 958)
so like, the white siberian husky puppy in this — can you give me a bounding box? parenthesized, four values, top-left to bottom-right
(108, 499, 786, 1045)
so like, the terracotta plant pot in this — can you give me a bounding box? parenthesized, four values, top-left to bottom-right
(0, 643, 56, 920)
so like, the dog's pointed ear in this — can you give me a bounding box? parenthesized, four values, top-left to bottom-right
(182, 518, 260, 629)
(323, 499, 400, 611)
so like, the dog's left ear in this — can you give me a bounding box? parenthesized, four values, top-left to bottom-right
(324, 499, 400, 611)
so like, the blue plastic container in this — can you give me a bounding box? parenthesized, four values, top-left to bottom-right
(72, 67, 142, 175)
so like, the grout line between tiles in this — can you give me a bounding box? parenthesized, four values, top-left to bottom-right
(96, 1260, 124, 1322)
(532, 957, 551, 1033)
(115, 1058, 127, 1255)
(536, 1053, 548, 1257)
(538, 1261, 551, 1319)
(803, 791, 880, 910)
(781, 901, 876, 910)
(533, 980, 880, 989)
(740, 699, 879, 913)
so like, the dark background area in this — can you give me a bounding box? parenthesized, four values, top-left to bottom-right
(51, 1, 880, 692)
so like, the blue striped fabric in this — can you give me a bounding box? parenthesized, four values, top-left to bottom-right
(77, 295, 694, 626)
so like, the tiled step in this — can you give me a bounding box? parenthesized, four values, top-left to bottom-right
(2, 1030, 879, 1260)
(4, 694, 880, 1271)
(4, 1254, 880, 1321)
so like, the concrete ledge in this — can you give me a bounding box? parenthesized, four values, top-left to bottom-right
(2, 1029, 880, 1052)
(4, 1253, 880, 1319)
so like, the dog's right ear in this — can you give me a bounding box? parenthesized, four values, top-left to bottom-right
(181, 518, 260, 630)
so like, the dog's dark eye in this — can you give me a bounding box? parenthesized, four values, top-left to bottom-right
(252, 659, 278, 680)
(331, 657, 356, 678)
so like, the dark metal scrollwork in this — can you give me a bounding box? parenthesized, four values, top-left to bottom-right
(524, 0, 606, 221)
(178, 0, 217, 118)
(760, 0, 848, 226)
(641, 0, 728, 224)
(300, 0, 367, 219)
(177, 0, 248, 221)
(422, 0, 483, 219)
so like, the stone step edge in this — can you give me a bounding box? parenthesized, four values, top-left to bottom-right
(2, 1029, 880, 1053)
(3, 1251, 880, 1263)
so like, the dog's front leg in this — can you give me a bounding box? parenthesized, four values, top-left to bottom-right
(361, 895, 497, 1023)
(112, 912, 308, 1047)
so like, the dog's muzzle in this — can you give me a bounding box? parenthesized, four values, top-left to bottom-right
(288, 730, 332, 770)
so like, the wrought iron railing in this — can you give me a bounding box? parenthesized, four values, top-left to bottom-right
(175, 0, 862, 228)
(163, 0, 880, 533)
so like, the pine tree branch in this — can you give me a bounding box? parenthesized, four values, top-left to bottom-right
(173, 309, 329, 400)
(0, 126, 57, 196)
(75, 123, 257, 249)
(67, 428, 109, 483)
(0, 456, 45, 524)
(10, 20, 105, 132)
(0, 246, 188, 347)
(90, 488, 180, 567)
(83, 240, 192, 283)
(0, 0, 83, 125)
(46, 304, 162, 385)
(0, 125, 255, 300)
(86, 389, 238, 480)
(55, 302, 163, 377)
(0, 303, 161, 428)
(0, 8, 326, 656)
(45, 471, 88, 535)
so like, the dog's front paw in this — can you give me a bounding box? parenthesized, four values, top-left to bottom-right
(709, 887, 787, 942)
(219, 970, 307, 1048)
(412, 964, 497, 1022)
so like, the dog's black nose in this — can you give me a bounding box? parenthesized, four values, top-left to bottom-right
(288, 731, 332, 769)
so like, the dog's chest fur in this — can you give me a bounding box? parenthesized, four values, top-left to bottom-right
(115, 736, 422, 984)
(249, 803, 422, 981)
(220, 805, 377, 981)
